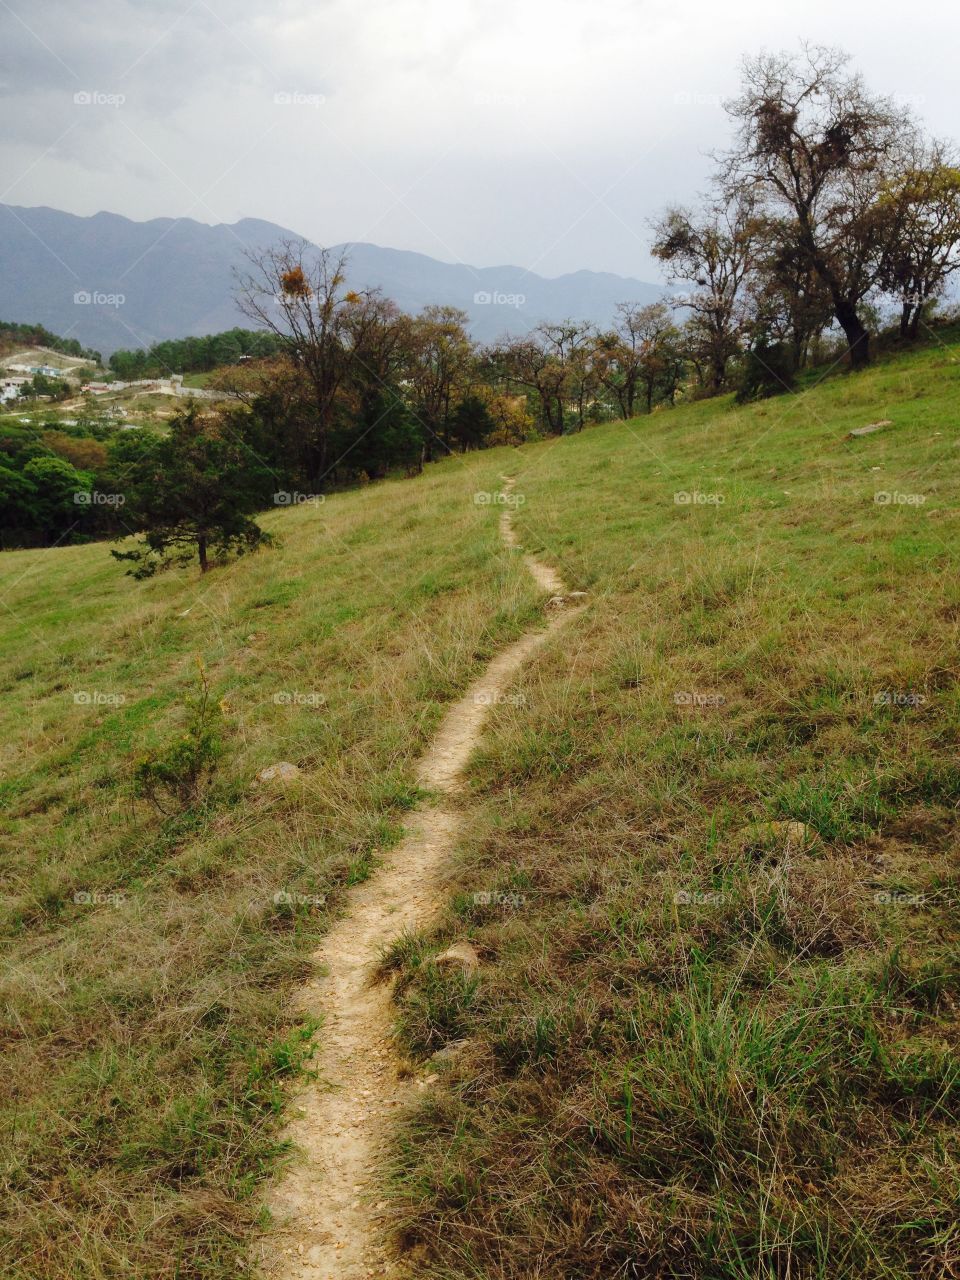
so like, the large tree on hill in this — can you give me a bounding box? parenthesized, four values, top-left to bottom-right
(722, 45, 916, 369)
(236, 241, 392, 487)
(651, 194, 757, 393)
(336, 296, 426, 478)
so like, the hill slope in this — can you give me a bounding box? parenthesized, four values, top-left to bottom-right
(1, 335, 958, 1278)
(0, 204, 666, 355)
(385, 340, 960, 1278)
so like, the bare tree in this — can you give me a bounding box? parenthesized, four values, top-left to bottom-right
(597, 301, 684, 417)
(490, 321, 596, 433)
(722, 45, 915, 369)
(651, 195, 757, 392)
(235, 240, 376, 485)
(876, 139, 960, 339)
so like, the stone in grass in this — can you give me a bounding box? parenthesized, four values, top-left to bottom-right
(546, 591, 588, 609)
(431, 1038, 473, 1065)
(435, 941, 480, 974)
(848, 419, 892, 437)
(255, 761, 302, 784)
(738, 819, 815, 853)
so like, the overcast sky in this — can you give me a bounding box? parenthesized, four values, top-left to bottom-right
(2, 0, 957, 282)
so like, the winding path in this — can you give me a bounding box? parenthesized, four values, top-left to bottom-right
(259, 479, 581, 1279)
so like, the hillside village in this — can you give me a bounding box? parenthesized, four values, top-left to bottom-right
(0, 344, 237, 412)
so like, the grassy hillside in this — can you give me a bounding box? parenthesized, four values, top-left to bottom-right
(0, 454, 541, 1278)
(3, 330, 959, 1279)
(384, 336, 960, 1277)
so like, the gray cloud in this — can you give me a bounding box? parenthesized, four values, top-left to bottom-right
(1, 0, 957, 280)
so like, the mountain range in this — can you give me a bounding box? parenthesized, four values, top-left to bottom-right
(0, 204, 667, 357)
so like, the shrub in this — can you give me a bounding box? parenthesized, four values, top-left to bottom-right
(736, 340, 795, 402)
(133, 661, 224, 812)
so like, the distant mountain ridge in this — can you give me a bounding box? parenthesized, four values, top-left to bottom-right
(0, 204, 668, 357)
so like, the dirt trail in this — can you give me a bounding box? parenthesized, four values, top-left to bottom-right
(498, 506, 564, 595)
(260, 479, 580, 1279)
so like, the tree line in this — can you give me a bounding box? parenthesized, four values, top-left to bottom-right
(107, 329, 287, 379)
(0, 320, 100, 362)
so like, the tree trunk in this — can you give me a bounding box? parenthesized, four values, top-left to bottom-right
(198, 534, 209, 573)
(834, 301, 870, 370)
(899, 301, 913, 339)
(908, 303, 925, 341)
(791, 329, 805, 371)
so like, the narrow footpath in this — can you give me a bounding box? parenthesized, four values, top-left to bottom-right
(260, 479, 582, 1278)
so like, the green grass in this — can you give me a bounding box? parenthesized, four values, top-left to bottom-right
(3, 328, 960, 1278)
(382, 333, 960, 1278)
(0, 450, 540, 1278)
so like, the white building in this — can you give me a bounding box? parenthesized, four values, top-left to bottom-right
(1, 376, 29, 403)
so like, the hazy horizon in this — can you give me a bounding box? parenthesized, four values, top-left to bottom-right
(0, 200, 666, 283)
